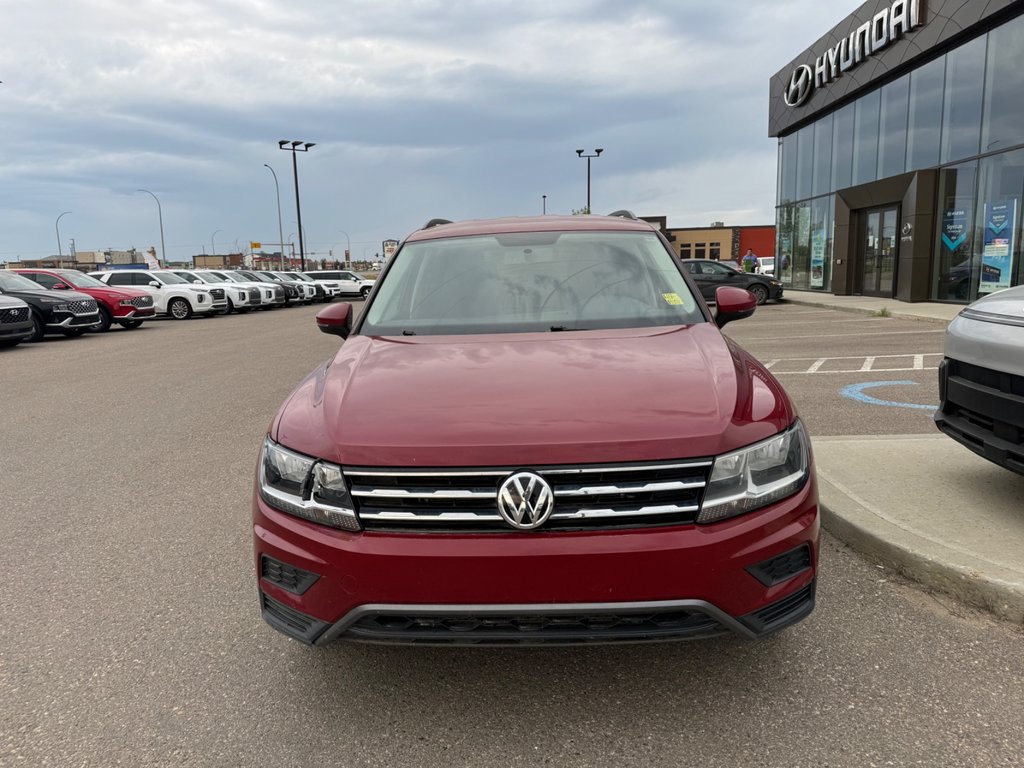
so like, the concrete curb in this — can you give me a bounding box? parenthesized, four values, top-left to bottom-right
(781, 294, 955, 324)
(818, 471, 1024, 625)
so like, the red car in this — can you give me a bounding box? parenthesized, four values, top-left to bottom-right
(16, 268, 156, 332)
(254, 213, 818, 646)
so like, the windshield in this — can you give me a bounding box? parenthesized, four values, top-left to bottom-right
(0, 272, 46, 291)
(290, 273, 314, 282)
(361, 231, 704, 335)
(194, 273, 226, 284)
(217, 272, 247, 282)
(155, 272, 188, 285)
(54, 270, 106, 288)
(256, 272, 282, 283)
(172, 271, 203, 284)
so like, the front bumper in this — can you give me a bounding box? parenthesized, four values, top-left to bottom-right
(935, 356, 1024, 475)
(0, 320, 33, 342)
(112, 307, 156, 320)
(253, 477, 819, 645)
(46, 312, 100, 330)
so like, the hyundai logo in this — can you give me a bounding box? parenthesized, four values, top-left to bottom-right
(784, 64, 814, 107)
(497, 472, 554, 531)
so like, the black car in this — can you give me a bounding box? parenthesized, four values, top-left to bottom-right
(0, 271, 101, 342)
(681, 259, 784, 305)
(0, 295, 34, 348)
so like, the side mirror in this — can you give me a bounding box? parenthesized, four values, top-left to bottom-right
(149, 281, 161, 288)
(316, 302, 352, 339)
(714, 286, 756, 328)
(51, 283, 69, 290)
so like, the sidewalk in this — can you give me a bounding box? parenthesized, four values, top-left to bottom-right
(783, 290, 1024, 625)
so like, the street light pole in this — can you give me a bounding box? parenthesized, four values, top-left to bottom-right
(542, 195, 546, 215)
(263, 164, 286, 271)
(575, 148, 603, 213)
(338, 230, 350, 267)
(55, 211, 71, 258)
(211, 229, 222, 261)
(278, 140, 316, 271)
(137, 189, 167, 265)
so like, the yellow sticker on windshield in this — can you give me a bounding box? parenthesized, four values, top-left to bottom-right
(662, 293, 683, 305)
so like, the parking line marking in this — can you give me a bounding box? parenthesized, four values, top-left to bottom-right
(806, 358, 827, 373)
(773, 366, 939, 375)
(914, 354, 924, 369)
(860, 357, 876, 372)
(763, 359, 778, 369)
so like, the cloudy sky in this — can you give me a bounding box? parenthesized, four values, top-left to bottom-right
(0, 0, 844, 264)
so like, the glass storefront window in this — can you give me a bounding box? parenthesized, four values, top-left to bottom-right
(776, 204, 795, 286)
(878, 75, 909, 179)
(906, 56, 945, 172)
(940, 36, 986, 164)
(852, 90, 881, 185)
(981, 15, 1024, 156)
(831, 102, 854, 192)
(975, 149, 1024, 294)
(795, 124, 814, 200)
(812, 114, 834, 197)
(931, 161, 978, 301)
(809, 196, 834, 291)
(780, 134, 797, 204)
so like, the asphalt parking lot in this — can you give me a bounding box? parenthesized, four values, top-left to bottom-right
(3, 304, 1023, 767)
(726, 303, 946, 437)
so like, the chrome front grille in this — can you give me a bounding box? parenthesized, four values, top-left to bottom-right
(64, 299, 97, 315)
(349, 459, 712, 532)
(248, 288, 260, 302)
(210, 288, 226, 300)
(130, 296, 154, 308)
(1, 306, 29, 324)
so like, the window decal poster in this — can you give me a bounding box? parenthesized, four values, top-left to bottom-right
(941, 206, 968, 253)
(980, 199, 1017, 294)
(810, 227, 825, 288)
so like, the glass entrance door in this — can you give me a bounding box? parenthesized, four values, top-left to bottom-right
(859, 206, 899, 297)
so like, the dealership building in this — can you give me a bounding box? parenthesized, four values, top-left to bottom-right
(770, 0, 1023, 302)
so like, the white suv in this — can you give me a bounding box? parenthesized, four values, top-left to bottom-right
(169, 270, 261, 314)
(304, 269, 375, 298)
(90, 269, 218, 320)
(206, 271, 286, 309)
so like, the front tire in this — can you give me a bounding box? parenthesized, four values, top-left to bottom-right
(749, 284, 769, 305)
(168, 297, 193, 320)
(94, 306, 112, 333)
(27, 312, 45, 343)
(360, 286, 371, 299)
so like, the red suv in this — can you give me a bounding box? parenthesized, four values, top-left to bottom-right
(16, 268, 155, 332)
(254, 213, 818, 645)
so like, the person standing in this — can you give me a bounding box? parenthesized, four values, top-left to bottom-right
(742, 248, 760, 273)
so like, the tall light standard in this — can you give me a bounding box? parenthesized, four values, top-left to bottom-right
(542, 195, 547, 215)
(278, 140, 315, 271)
(137, 189, 167, 265)
(338, 230, 350, 267)
(263, 163, 286, 271)
(55, 211, 71, 257)
(575, 148, 603, 213)
(211, 229, 222, 260)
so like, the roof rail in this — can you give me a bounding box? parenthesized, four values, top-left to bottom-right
(607, 209, 638, 220)
(422, 218, 454, 229)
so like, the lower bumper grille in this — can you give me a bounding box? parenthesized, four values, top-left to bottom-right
(343, 608, 727, 645)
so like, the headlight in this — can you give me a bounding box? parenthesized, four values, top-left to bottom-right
(258, 437, 359, 531)
(119, 299, 135, 307)
(697, 421, 810, 524)
(51, 303, 70, 311)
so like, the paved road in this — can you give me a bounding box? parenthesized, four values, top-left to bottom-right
(2, 305, 1022, 767)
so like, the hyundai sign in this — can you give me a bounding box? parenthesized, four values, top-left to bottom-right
(783, 0, 923, 108)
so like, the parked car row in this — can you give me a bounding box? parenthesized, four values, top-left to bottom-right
(0, 267, 376, 348)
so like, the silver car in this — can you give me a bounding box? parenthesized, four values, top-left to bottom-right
(935, 284, 1024, 475)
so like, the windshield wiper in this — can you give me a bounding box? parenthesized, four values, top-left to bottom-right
(549, 325, 588, 332)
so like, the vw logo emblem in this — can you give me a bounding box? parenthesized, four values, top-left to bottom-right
(784, 64, 813, 107)
(497, 471, 554, 531)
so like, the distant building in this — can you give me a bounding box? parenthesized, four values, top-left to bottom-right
(642, 217, 776, 262)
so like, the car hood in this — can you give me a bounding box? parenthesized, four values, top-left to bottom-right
(962, 284, 1024, 322)
(0, 287, 95, 304)
(273, 324, 795, 467)
(77, 285, 148, 299)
